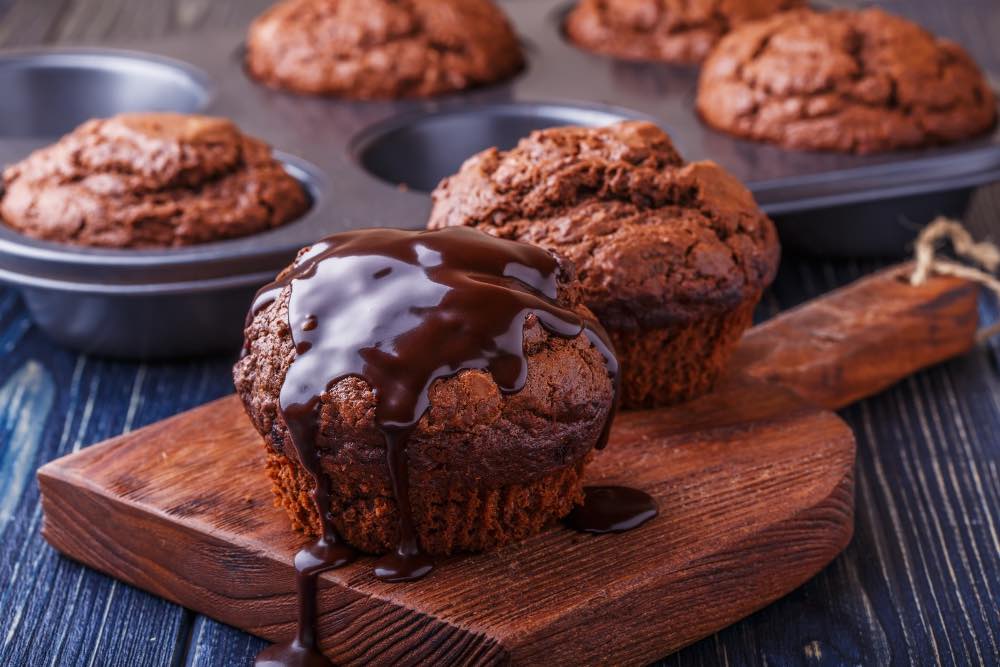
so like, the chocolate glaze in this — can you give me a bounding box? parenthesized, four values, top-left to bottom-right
(565, 486, 658, 533)
(253, 398, 355, 667)
(248, 227, 621, 664)
(371, 429, 434, 582)
(254, 535, 353, 667)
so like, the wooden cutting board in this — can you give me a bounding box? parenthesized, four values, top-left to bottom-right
(37, 264, 978, 666)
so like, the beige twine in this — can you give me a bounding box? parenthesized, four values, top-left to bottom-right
(909, 217, 1000, 342)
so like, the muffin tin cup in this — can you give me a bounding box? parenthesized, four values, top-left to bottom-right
(0, 0, 998, 358)
(9, 271, 269, 358)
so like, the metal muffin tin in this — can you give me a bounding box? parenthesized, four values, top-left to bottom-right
(0, 0, 998, 358)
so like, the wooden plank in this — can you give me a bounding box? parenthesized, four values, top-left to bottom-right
(187, 615, 266, 667)
(0, 349, 236, 667)
(33, 262, 980, 665)
(38, 381, 855, 666)
(0, 0, 72, 46)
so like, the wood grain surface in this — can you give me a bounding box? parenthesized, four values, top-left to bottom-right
(1, 0, 999, 666)
(731, 264, 979, 410)
(35, 264, 977, 665)
(37, 380, 856, 666)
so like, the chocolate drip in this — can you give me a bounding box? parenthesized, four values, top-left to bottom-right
(249, 227, 622, 665)
(254, 397, 355, 667)
(371, 427, 434, 582)
(565, 486, 658, 533)
(254, 538, 353, 667)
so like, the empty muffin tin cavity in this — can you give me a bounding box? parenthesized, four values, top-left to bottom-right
(353, 103, 646, 192)
(0, 50, 210, 138)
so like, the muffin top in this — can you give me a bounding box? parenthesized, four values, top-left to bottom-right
(428, 121, 779, 330)
(246, 0, 524, 98)
(235, 227, 615, 489)
(566, 0, 803, 64)
(696, 8, 998, 153)
(0, 112, 308, 248)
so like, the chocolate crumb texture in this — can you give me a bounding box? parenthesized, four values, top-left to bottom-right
(696, 7, 998, 153)
(0, 112, 309, 248)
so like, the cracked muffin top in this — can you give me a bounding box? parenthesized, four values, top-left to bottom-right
(428, 121, 779, 330)
(245, 0, 524, 98)
(0, 112, 309, 248)
(565, 0, 804, 64)
(696, 8, 998, 153)
(234, 229, 615, 490)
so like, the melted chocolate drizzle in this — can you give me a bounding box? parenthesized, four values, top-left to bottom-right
(565, 486, 658, 533)
(247, 227, 639, 666)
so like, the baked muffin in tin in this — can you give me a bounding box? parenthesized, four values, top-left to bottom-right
(696, 8, 998, 153)
(246, 0, 524, 98)
(0, 112, 308, 248)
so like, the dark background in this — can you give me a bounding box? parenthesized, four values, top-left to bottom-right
(0, 0, 998, 665)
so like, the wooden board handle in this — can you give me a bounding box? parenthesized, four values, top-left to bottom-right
(731, 263, 979, 410)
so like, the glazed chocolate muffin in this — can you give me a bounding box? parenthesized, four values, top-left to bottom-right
(234, 227, 616, 556)
(696, 8, 998, 153)
(0, 113, 308, 248)
(428, 121, 779, 409)
(565, 0, 804, 64)
(246, 0, 524, 99)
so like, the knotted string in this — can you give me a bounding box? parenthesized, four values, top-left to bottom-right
(909, 217, 1000, 342)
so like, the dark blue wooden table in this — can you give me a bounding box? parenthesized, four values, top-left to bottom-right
(1, 1, 998, 665)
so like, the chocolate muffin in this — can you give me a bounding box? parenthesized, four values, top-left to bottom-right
(565, 0, 804, 64)
(0, 113, 308, 248)
(245, 0, 524, 99)
(234, 227, 616, 557)
(428, 121, 779, 409)
(696, 8, 998, 153)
